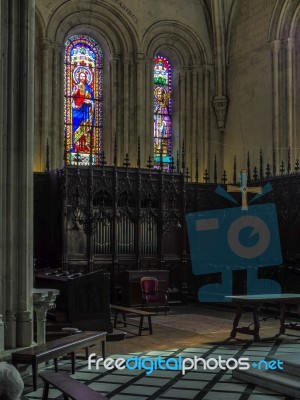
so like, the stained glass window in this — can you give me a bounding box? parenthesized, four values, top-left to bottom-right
(154, 55, 172, 170)
(64, 35, 103, 165)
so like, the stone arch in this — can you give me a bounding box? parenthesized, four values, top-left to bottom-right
(142, 21, 208, 64)
(268, 0, 298, 41)
(35, 0, 140, 171)
(35, 7, 46, 39)
(46, 0, 138, 53)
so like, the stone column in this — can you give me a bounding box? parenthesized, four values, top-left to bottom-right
(145, 56, 153, 166)
(33, 289, 59, 345)
(185, 68, 192, 176)
(135, 53, 145, 166)
(1, 0, 35, 348)
(0, 0, 6, 331)
(179, 67, 186, 168)
(203, 68, 210, 176)
(52, 43, 64, 169)
(191, 67, 198, 181)
(110, 54, 118, 164)
(211, 0, 228, 132)
(16, 0, 35, 348)
(41, 39, 51, 171)
(271, 40, 281, 168)
(286, 38, 294, 159)
(5, 0, 18, 351)
(0, 315, 4, 352)
(122, 53, 130, 159)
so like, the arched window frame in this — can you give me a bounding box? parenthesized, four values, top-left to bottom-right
(64, 34, 103, 165)
(154, 55, 172, 170)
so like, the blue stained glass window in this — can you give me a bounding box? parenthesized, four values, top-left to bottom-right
(64, 35, 103, 165)
(154, 55, 172, 170)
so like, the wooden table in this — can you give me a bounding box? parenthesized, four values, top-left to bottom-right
(226, 294, 300, 341)
(12, 331, 106, 391)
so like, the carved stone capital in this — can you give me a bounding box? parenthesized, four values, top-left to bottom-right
(122, 52, 131, 65)
(111, 53, 121, 65)
(33, 289, 59, 344)
(212, 95, 229, 132)
(136, 52, 145, 64)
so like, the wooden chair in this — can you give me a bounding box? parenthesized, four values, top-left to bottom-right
(140, 276, 168, 314)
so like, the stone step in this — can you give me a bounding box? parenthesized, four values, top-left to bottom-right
(265, 353, 300, 377)
(233, 368, 300, 399)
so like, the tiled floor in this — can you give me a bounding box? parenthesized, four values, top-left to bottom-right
(21, 305, 300, 399)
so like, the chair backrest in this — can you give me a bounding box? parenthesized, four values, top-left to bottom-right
(141, 276, 158, 294)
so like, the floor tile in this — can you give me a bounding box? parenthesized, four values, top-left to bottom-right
(120, 384, 159, 395)
(202, 391, 242, 400)
(160, 388, 200, 398)
(88, 382, 120, 392)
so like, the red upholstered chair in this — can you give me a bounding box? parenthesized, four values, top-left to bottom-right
(140, 276, 168, 314)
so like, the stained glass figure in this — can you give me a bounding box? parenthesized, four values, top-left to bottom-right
(154, 55, 172, 170)
(64, 35, 103, 165)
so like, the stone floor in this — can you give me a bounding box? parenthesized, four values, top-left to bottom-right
(21, 304, 300, 400)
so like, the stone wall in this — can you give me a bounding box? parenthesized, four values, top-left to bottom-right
(225, 0, 277, 175)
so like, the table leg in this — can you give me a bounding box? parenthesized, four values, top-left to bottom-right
(280, 303, 286, 334)
(231, 306, 242, 338)
(71, 352, 76, 374)
(32, 360, 38, 391)
(139, 316, 144, 336)
(102, 340, 106, 359)
(54, 357, 58, 372)
(123, 313, 127, 327)
(148, 316, 153, 335)
(114, 312, 118, 328)
(42, 382, 49, 400)
(253, 306, 261, 341)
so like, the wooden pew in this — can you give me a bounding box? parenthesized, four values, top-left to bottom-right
(12, 331, 106, 391)
(39, 371, 108, 400)
(111, 305, 155, 335)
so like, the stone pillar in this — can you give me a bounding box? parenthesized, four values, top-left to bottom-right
(16, 0, 35, 348)
(52, 43, 64, 169)
(271, 40, 281, 167)
(2, 0, 35, 349)
(33, 289, 59, 345)
(41, 39, 51, 171)
(185, 68, 192, 177)
(286, 38, 294, 160)
(191, 67, 198, 181)
(135, 53, 145, 166)
(0, 315, 4, 352)
(203, 68, 210, 175)
(145, 56, 153, 166)
(110, 54, 118, 164)
(211, 0, 228, 132)
(122, 53, 130, 159)
(179, 67, 186, 168)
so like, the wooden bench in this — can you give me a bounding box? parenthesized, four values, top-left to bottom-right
(39, 371, 108, 400)
(111, 305, 154, 335)
(12, 331, 106, 391)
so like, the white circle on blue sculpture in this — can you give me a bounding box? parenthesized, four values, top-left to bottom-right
(227, 215, 270, 259)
